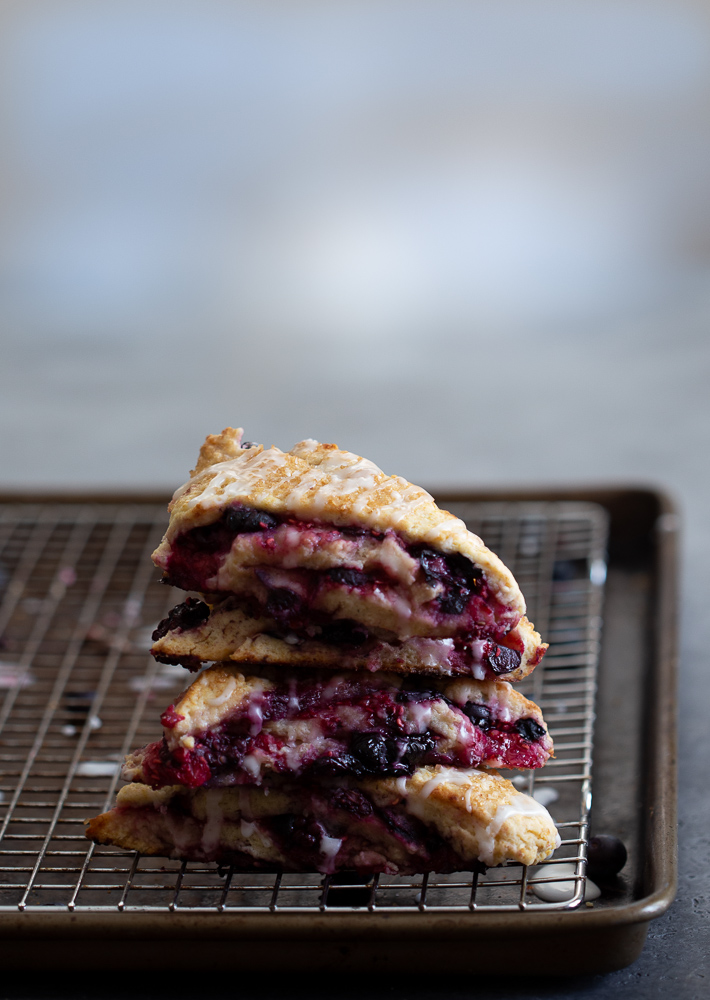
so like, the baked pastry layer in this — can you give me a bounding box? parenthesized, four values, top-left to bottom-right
(85, 766, 560, 872)
(123, 665, 553, 788)
(152, 599, 545, 682)
(151, 430, 540, 646)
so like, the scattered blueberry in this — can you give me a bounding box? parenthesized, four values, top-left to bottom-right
(553, 558, 589, 581)
(586, 835, 627, 879)
(462, 702, 491, 730)
(515, 718, 547, 742)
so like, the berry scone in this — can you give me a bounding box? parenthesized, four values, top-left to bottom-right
(151, 428, 547, 670)
(123, 665, 553, 789)
(85, 765, 560, 874)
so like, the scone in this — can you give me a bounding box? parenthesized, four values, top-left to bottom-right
(151, 598, 544, 682)
(122, 665, 554, 789)
(86, 766, 560, 873)
(151, 429, 548, 659)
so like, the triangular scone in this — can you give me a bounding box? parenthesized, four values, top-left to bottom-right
(152, 600, 545, 683)
(86, 766, 560, 873)
(122, 665, 553, 789)
(152, 429, 547, 655)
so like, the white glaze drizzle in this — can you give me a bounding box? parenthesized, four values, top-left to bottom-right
(418, 767, 482, 799)
(247, 694, 264, 736)
(477, 792, 551, 867)
(408, 701, 434, 733)
(408, 638, 455, 669)
(531, 862, 600, 903)
(241, 755, 261, 780)
(174, 443, 470, 550)
(206, 675, 237, 707)
(319, 834, 343, 868)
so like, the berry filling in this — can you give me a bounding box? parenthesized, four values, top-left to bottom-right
(160, 503, 518, 642)
(135, 677, 550, 789)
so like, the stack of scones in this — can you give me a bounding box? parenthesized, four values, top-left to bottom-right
(88, 429, 560, 875)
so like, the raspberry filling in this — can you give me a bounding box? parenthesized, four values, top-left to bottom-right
(136, 677, 550, 789)
(160, 502, 519, 642)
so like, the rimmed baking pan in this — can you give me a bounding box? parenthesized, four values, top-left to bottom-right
(0, 487, 677, 974)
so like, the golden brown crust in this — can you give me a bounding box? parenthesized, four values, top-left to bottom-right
(154, 430, 525, 615)
(151, 603, 546, 682)
(190, 427, 246, 478)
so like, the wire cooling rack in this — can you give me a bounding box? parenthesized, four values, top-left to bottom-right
(0, 499, 607, 914)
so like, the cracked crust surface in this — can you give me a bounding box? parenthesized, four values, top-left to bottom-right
(152, 429, 525, 616)
(151, 602, 546, 682)
(85, 766, 559, 871)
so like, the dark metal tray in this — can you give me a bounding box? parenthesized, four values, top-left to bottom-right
(0, 488, 677, 974)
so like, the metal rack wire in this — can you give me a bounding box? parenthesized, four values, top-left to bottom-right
(0, 499, 607, 914)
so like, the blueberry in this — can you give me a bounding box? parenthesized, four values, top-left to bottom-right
(462, 702, 491, 730)
(397, 687, 438, 704)
(309, 754, 360, 776)
(400, 733, 436, 766)
(272, 815, 321, 853)
(329, 787, 374, 817)
(223, 503, 278, 533)
(327, 567, 371, 587)
(487, 646, 522, 675)
(587, 835, 627, 879)
(350, 732, 399, 772)
(419, 548, 446, 582)
(439, 586, 469, 615)
(447, 553, 481, 588)
(553, 558, 588, 581)
(515, 717, 547, 742)
(265, 588, 302, 620)
(152, 598, 210, 640)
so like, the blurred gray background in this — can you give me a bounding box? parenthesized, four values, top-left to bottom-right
(0, 0, 708, 995)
